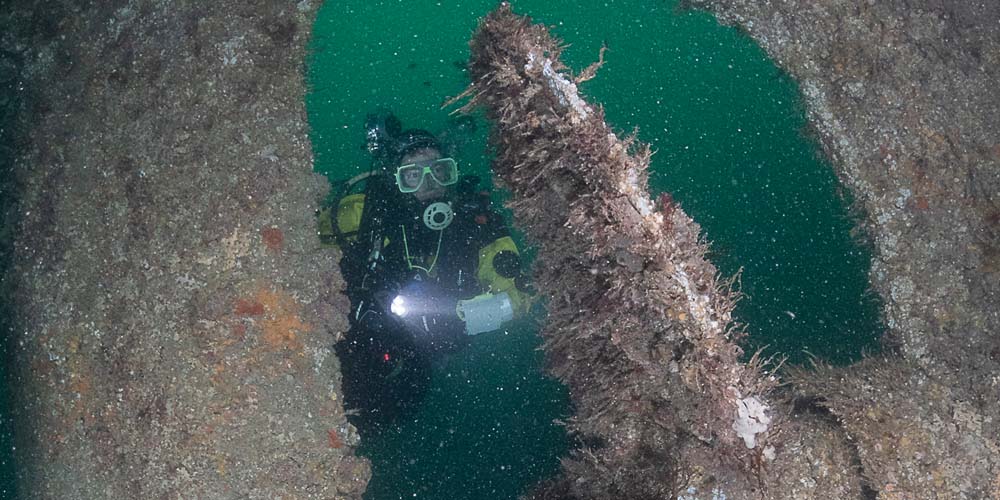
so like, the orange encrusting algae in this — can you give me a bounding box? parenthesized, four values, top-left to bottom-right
(254, 286, 312, 352)
(261, 226, 284, 251)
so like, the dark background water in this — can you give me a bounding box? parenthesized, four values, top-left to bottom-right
(307, 1, 882, 499)
(1, 43, 23, 500)
(0, 343, 13, 500)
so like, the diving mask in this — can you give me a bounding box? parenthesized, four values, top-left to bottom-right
(394, 158, 458, 193)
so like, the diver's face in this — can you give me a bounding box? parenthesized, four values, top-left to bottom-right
(400, 148, 447, 202)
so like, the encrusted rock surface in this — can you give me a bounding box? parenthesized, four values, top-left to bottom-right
(686, 0, 1000, 418)
(2, 0, 366, 497)
(792, 357, 1000, 499)
(683, 1, 1000, 498)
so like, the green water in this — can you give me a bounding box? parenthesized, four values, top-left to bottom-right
(357, 323, 570, 499)
(307, 1, 882, 498)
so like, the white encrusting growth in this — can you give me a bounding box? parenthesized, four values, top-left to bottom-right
(623, 167, 655, 217)
(672, 264, 723, 335)
(525, 51, 592, 119)
(732, 396, 771, 449)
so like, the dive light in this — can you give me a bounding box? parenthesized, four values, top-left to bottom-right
(388, 292, 453, 319)
(389, 290, 512, 336)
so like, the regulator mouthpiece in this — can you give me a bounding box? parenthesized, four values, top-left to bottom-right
(423, 202, 454, 231)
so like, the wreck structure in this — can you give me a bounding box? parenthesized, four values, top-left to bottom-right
(452, 4, 1000, 499)
(3, 1, 367, 497)
(1, 0, 996, 499)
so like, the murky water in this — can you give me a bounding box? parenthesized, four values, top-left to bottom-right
(307, 1, 882, 499)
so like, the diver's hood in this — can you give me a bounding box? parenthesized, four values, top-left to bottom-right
(392, 129, 441, 164)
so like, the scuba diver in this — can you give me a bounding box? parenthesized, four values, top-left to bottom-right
(318, 110, 533, 433)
